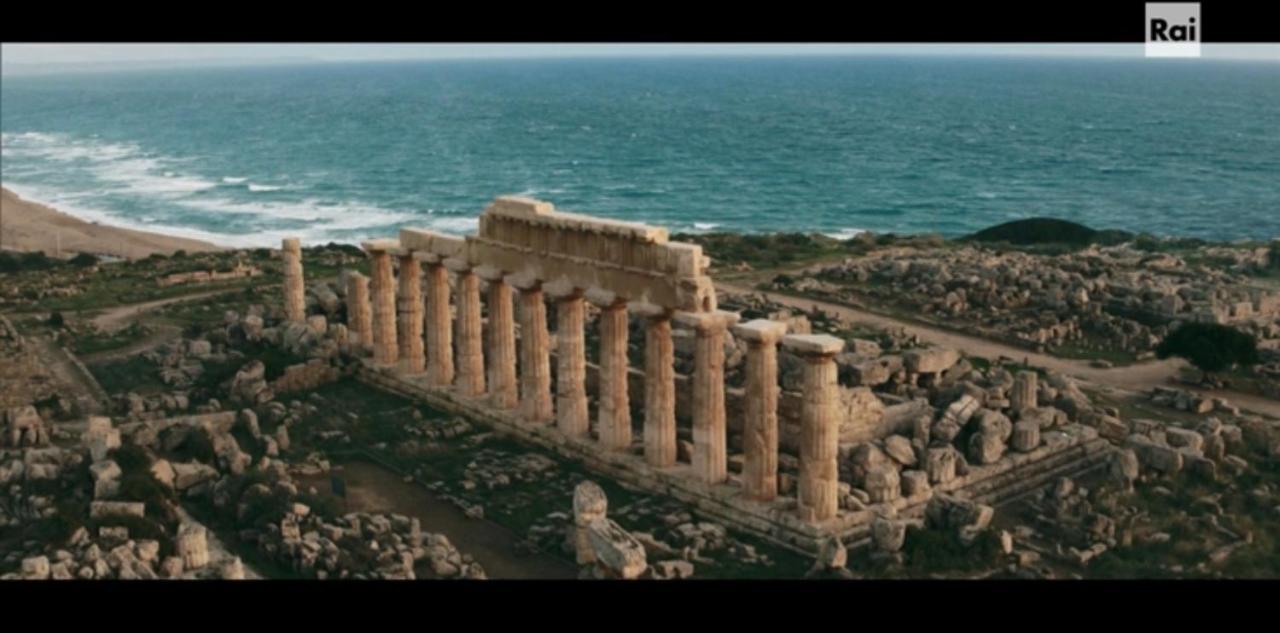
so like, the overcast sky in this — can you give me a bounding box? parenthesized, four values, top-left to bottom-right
(3, 44, 1277, 75)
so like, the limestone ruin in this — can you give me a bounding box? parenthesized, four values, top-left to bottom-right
(267, 195, 1113, 554)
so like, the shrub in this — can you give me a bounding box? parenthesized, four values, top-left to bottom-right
(69, 252, 100, 267)
(1156, 322, 1260, 380)
(47, 311, 65, 328)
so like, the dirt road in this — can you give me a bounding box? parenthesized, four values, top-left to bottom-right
(720, 283, 1280, 419)
(87, 289, 234, 332)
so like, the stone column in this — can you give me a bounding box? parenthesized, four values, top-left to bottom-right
(674, 310, 740, 485)
(281, 237, 306, 323)
(420, 254, 455, 386)
(396, 252, 425, 374)
(476, 266, 517, 409)
(345, 272, 373, 353)
(546, 280, 588, 437)
(733, 319, 789, 501)
(783, 334, 845, 522)
(589, 289, 631, 451)
(508, 272, 553, 423)
(1011, 370, 1038, 412)
(445, 258, 484, 397)
(634, 303, 676, 468)
(363, 241, 399, 366)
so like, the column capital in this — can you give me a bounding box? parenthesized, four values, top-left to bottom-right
(413, 251, 443, 265)
(505, 270, 542, 291)
(361, 238, 400, 254)
(781, 334, 845, 357)
(585, 287, 625, 309)
(543, 278, 582, 301)
(732, 319, 789, 345)
(673, 310, 739, 333)
(629, 301, 673, 320)
(442, 257, 472, 274)
(282, 237, 302, 253)
(473, 264, 506, 282)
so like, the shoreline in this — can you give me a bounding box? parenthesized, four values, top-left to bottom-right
(0, 186, 226, 260)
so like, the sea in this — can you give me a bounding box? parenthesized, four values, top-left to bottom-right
(2, 55, 1278, 248)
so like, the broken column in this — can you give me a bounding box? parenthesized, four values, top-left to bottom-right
(1010, 370, 1038, 412)
(573, 480, 608, 565)
(281, 237, 306, 324)
(396, 251, 425, 374)
(675, 310, 740, 484)
(732, 319, 788, 501)
(476, 266, 517, 409)
(635, 303, 676, 468)
(421, 254, 455, 386)
(345, 272, 373, 353)
(446, 258, 485, 397)
(589, 288, 630, 451)
(509, 272, 553, 423)
(363, 241, 399, 366)
(783, 333, 845, 522)
(546, 280, 588, 437)
(176, 523, 209, 570)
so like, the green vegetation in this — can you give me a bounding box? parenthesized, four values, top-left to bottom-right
(1156, 322, 1259, 381)
(0, 250, 61, 273)
(71, 322, 152, 356)
(965, 217, 1133, 248)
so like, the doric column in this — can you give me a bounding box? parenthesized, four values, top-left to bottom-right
(345, 271, 372, 353)
(363, 240, 399, 366)
(445, 258, 484, 397)
(674, 310, 740, 484)
(588, 288, 631, 451)
(782, 334, 845, 523)
(546, 279, 588, 437)
(396, 251, 425, 374)
(420, 253, 455, 386)
(732, 319, 789, 501)
(475, 265, 517, 409)
(634, 303, 676, 468)
(281, 237, 306, 323)
(508, 272, 553, 423)
(1010, 370, 1038, 412)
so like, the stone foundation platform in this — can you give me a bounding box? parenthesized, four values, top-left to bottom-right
(357, 363, 1116, 556)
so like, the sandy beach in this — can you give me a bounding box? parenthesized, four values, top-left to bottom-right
(0, 186, 224, 260)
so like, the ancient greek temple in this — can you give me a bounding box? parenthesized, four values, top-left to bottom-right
(280, 195, 1109, 553)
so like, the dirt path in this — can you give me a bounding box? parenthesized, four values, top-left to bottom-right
(88, 289, 233, 332)
(298, 461, 577, 579)
(80, 324, 182, 364)
(720, 283, 1280, 419)
(30, 336, 107, 415)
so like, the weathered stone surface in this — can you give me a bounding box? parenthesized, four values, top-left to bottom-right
(968, 431, 1006, 465)
(281, 238, 306, 323)
(176, 523, 209, 570)
(587, 518, 648, 579)
(1011, 420, 1041, 452)
(865, 465, 901, 503)
(904, 347, 960, 374)
(883, 434, 917, 467)
(871, 516, 907, 553)
(926, 447, 958, 484)
(89, 501, 145, 519)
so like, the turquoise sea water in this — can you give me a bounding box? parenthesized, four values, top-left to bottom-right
(2, 56, 1278, 247)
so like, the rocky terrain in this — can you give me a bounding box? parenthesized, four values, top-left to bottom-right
(3, 234, 1280, 580)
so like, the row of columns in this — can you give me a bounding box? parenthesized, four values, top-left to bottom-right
(347, 244, 847, 523)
